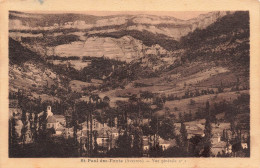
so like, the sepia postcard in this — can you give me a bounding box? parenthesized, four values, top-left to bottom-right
(0, 0, 260, 168)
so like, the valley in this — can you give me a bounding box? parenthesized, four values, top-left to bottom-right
(9, 11, 250, 157)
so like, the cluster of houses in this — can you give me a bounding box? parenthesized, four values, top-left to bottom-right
(9, 98, 249, 156)
(174, 121, 248, 156)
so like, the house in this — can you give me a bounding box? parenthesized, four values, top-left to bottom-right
(81, 119, 109, 132)
(186, 125, 205, 139)
(143, 136, 150, 151)
(95, 128, 110, 152)
(110, 127, 119, 139)
(62, 127, 74, 138)
(46, 116, 65, 131)
(142, 135, 176, 152)
(159, 137, 176, 151)
(47, 116, 60, 129)
(96, 130, 109, 146)
(78, 119, 120, 152)
(55, 126, 65, 135)
(93, 119, 109, 130)
(225, 144, 232, 154)
(38, 106, 54, 118)
(211, 133, 233, 156)
(211, 141, 228, 156)
(212, 133, 221, 144)
(211, 133, 226, 156)
(54, 115, 66, 126)
(142, 119, 149, 125)
(39, 106, 66, 135)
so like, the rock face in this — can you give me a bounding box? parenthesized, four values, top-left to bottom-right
(9, 11, 230, 40)
(54, 36, 144, 62)
(9, 11, 231, 62)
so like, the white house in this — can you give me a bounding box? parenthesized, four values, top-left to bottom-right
(40, 106, 66, 135)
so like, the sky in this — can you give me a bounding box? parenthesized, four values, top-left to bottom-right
(81, 11, 211, 20)
(24, 11, 211, 20)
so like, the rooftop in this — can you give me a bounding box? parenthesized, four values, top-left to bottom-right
(47, 116, 56, 123)
(53, 115, 65, 119)
(212, 141, 227, 148)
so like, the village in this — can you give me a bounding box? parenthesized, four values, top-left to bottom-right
(8, 11, 250, 158)
(9, 91, 249, 157)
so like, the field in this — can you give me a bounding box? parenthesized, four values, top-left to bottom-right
(159, 90, 249, 118)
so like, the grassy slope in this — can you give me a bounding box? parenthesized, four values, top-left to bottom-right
(159, 90, 249, 118)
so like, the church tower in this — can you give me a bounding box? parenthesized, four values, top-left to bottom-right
(47, 106, 53, 117)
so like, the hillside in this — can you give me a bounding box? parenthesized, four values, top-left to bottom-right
(179, 11, 249, 69)
(9, 38, 44, 65)
(9, 11, 250, 108)
(132, 11, 250, 93)
(9, 38, 66, 101)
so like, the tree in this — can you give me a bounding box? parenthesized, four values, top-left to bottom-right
(236, 77, 240, 91)
(93, 130, 98, 155)
(158, 118, 175, 140)
(164, 107, 170, 118)
(141, 124, 152, 136)
(9, 116, 19, 156)
(190, 99, 195, 105)
(116, 130, 132, 157)
(189, 110, 192, 121)
(29, 112, 33, 129)
(206, 100, 210, 115)
(178, 112, 183, 122)
(222, 129, 226, 142)
(201, 101, 212, 157)
(184, 112, 190, 122)
(230, 119, 235, 136)
(163, 146, 189, 157)
(218, 81, 224, 93)
(133, 127, 143, 157)
(42, 108, 47, 132)
(21, 110, 27, 144)
(149, 117, 159, 145)
(180, 122, 188, 150)
(154, 97, 164, 109)
(33, 113, 38, 141)
(72, 106, 78, 144)
(189, 135, 204, 156)
(86, 101, 95, 156)
(105, 107, 116, 127)
(103, 96, 110, 106)
(21, 109, 26, 126)
(202, 116, 212, 157)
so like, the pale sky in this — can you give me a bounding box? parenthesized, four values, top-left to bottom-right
(24, 11, 211, 20)
(81, 11, 211, 20)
